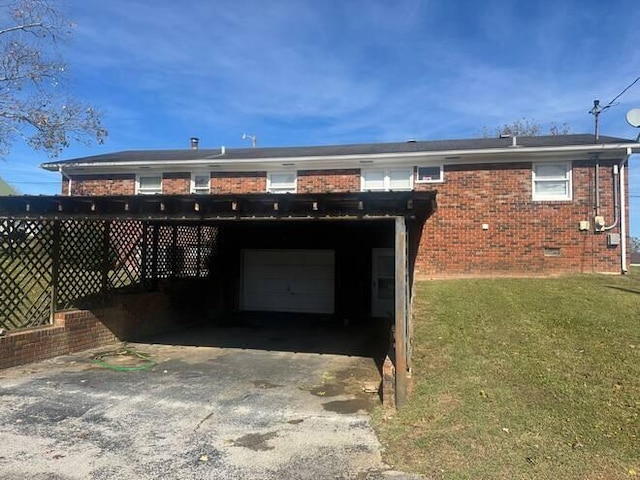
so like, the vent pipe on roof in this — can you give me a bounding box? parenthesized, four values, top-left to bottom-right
(221, 145, 225, 154)
(190, 137, 199, 150)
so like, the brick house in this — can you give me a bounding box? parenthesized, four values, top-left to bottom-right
(42, 134, 636, 281)
(0, 132, 634, 399)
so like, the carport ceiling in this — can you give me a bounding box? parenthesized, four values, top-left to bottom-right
(0, 191, 437, 221)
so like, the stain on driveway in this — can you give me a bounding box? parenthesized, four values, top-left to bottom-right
(0, 326, 423, 480)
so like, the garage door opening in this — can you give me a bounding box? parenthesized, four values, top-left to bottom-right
(139, 219, 399, 369)
(241, 249, 336, 314)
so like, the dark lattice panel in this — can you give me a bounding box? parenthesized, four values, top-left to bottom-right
(107, 220, 144, 290)
(0, 220, 54, 330)
(56, 220, 106, 310)
(140, 224, 218, 280)
(156, 225, 175, 278)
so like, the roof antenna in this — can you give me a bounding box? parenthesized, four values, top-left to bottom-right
(242, 133, 257, 148)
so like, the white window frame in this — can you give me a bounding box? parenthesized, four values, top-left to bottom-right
(532, 161, 572, 201)
(361, 168, 413, 191)
(136, 173, 163, 195)
(415, 165, 444, 183)
(190, 172, 211, 194)
(267, 171, 297, 194)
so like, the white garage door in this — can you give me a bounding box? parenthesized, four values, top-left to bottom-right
(241, 249, 335, 314)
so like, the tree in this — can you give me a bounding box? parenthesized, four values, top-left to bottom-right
(0, 0, 107, 158)
(482, 118, 572, 138)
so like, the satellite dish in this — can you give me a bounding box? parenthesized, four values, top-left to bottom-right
(625, 108, 640, 127)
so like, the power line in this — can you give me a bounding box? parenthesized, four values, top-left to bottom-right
(589, 74, 640, 141)
(606, 75, 640, 108)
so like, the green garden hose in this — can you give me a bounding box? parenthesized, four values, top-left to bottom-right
(92, 345, 157, 371)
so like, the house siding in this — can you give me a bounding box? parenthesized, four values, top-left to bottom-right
(63, 173, 135, 195)
(162, 172, 190, 194)
(297, 169, 360, 193)
(211, 171, 266, 194)
(413, 160, 624, 276)
(60, 159, 625, 276)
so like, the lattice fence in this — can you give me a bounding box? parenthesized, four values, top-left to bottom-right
(0, 219, 55, 329)
(1, 218, 219, 331)
(146, 224, 217, 280)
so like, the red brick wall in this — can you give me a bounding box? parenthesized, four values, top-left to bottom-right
(413, 160, 624, 276)
(298, 169, 360, 193)
(0, 290, 190, 369)
(64, 174, 135, 195)
(163, 172, 190, 194)
(59, 160, 626, 276)
(211, 171, 266, 194)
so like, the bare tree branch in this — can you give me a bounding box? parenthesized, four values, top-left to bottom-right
(0, 0, 106, 158)
(0, 22, 43, 35)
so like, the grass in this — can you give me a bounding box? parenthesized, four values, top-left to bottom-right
(374, 269, 640, 480)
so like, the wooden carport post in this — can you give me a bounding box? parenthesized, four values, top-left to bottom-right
(394, 216, 409, 407)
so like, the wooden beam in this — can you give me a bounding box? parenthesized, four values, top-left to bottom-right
(394, 216, 408, 407)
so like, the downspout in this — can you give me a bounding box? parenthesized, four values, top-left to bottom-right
(620, 148, 630, 274)
(58, 167, 72, 196)
(602, 164, 620, 231)
(594, 156, 600, 217)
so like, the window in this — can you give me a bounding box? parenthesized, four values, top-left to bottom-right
(137, 174, 162, 195)
(267, 172, 296, 193)
(191, 173, 210, 194)
(532, 162, 571, 201)
(361, 168, 412, 191)
(416, 165, 443, 183)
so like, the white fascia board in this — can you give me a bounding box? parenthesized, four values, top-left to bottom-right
(45, 142, 640, 174)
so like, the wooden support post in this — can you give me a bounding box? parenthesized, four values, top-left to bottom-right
(49, 220, 61, 323)
(394, 216, 408, 407)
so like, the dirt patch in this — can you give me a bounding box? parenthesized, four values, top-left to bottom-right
(252, 380, 282, 389)
(322, 398, 373, 414)
(231, 431, 278, 451)
(309, 383, 345, 397)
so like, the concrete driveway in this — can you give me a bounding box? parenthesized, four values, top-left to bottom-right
(0, 325, 419, 479)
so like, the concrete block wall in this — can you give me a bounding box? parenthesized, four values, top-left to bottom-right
(61, 159, 625, 275)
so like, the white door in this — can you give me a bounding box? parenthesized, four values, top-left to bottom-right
(241, 249, 335, 314)
(372, 248, 395, 317)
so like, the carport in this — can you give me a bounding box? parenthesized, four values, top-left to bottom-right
(0, 191, 436, 405)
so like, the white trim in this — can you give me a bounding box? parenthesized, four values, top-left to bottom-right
(135, 172, 163, 195)
(415, 165, 444, 183)
(532, 161, 572, 201)
(190, 171, 211, 194)
(267, 171, 297, 193)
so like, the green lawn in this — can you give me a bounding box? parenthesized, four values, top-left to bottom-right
(375, 269, 640, 480)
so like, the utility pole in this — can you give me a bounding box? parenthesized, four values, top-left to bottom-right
(589, 99, 608, 143)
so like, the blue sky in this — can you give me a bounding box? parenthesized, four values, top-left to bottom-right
(3, 0, 640, 236)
